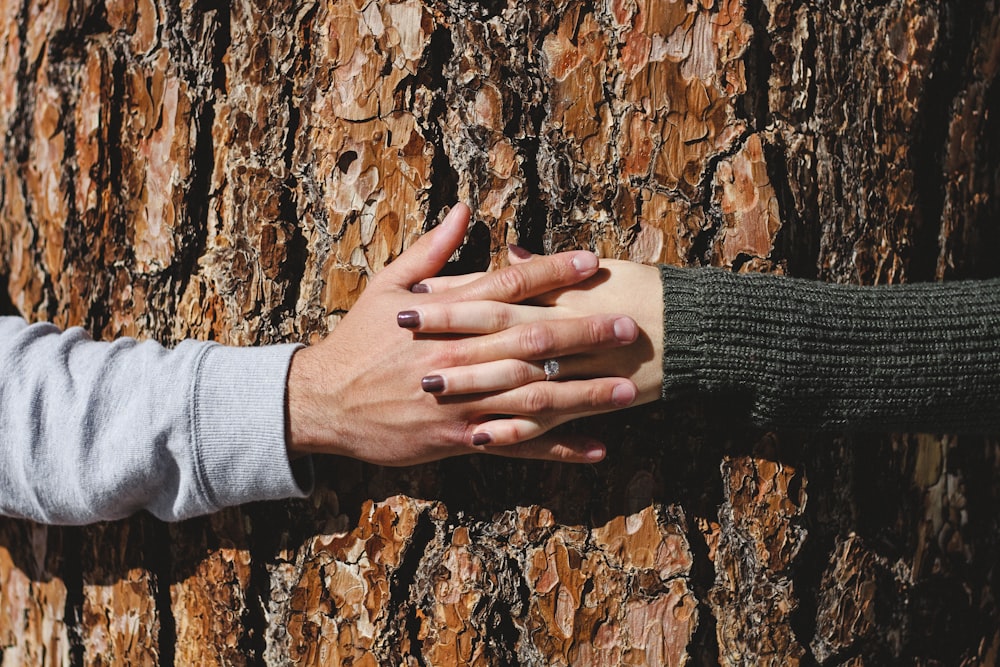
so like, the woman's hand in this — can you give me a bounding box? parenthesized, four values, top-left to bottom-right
(285, 205, 641, 466)
(412, 248, 665, 407)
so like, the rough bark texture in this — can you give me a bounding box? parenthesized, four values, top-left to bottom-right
(2, 0, 1000, 664)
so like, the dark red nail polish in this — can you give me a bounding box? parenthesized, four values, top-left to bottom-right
(507, 243, 532, 259)
(397, 311, 421, 328)
(410, 283, 430, 293)
(472, 432, 492, 446)
(421, 375, 445, 393)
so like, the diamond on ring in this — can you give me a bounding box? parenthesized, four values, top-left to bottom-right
(543, 359, 560, 381)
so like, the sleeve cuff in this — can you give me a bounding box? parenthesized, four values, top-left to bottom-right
(659, 265, 704, 400)
(191, 343, 314, 511)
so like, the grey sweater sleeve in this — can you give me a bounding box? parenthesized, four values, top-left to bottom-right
(0, 316, 313, 525)
(660, 265, 1000, 433)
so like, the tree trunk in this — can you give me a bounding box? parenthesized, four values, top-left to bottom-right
(2, 0, 999, 664)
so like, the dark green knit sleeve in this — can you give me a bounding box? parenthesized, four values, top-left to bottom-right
(660, 265, 1000, 433)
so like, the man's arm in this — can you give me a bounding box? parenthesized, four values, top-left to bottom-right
(0, 204, 640, 525)
(0, 318, 307, 524)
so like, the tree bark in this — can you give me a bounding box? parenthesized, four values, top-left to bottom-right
(1, 0, 999, 664)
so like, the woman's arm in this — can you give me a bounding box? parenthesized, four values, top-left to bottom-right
(424, 253, 1000, 434)
(659, 265, 1000, 433)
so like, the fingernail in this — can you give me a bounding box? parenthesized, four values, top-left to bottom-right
(613, 317, 637, 342)
(508, 243, 532, 259)
(472, 432, 492, 446)
(397, 310, 421, 328)
(571, 252, 598, 272)
(585, 445, 606, 462)
(437, 203, 470, 232)
(410, 283, 430, 293)
(421, 375, 445, 393)
(612, 383, 636, 407)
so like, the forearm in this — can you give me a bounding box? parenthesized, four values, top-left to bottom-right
(0, 317, 310, 525)
(661, 266, 1000, 433)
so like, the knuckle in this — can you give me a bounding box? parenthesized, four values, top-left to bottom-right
(494, 267, 531, 301)
(437, 339, 467, 366)
(511, 361, 537, 386)
(519, 323, 557, 358)
(553, 445, 578, 462)
(489, 305, 512, 331)
(450, 423, 475, 448)
(435, 305, 452, 331)
(589, 382, 610, 407)
(522, 385, 553, 414)
(510, 419, 544, 443)
(587, 317, 610, 344)
(505, 423, 524, 444)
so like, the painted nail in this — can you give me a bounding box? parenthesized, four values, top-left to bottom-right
(472, 432, 492, 446)
(571, 252, 598, 272)
(421, 375, 445, 393)
(611, 383, 637, 407)
(410, 283, 431, 293)
(613, 317, 637, 342)
(507, 243, 532, 260)
(397, 310, 421, 328)
(585, 445, 606, 462)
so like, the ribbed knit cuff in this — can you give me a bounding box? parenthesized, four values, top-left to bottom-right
(192, 343, 313, 511)
(657, 265, 1000, 434)
(660, 265, 704, 400)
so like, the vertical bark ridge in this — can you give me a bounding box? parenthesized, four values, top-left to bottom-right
(380, 504, 440, 666)
(709, 457, 808, 666)
(688, 127, 756, 267)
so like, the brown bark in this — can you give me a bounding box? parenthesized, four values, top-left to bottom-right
(2, 0, 1000, 664)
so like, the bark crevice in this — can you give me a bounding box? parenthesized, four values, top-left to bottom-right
(150, 520, 176, 667)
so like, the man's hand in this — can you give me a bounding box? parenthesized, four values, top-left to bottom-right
(285, 204, 640, 465)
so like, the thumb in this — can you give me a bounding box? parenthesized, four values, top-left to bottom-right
(381, 203, 471, 288)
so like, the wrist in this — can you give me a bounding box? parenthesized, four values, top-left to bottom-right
(286, 346, 333, 458)
(618, 262, 665, 403)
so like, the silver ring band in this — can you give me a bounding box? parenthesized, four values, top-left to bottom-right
(543, 359, 560, 381)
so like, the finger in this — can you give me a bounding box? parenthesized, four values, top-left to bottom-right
(420, 357, 586, 395)
(411, 273, 485, 294)
(507, 243, 535, 264)
(478, 433, 607, 463)
(436, 250, 599, 304)
(449, 315, 638, 365)
(410, 244, 542, 293)
(379, 203, 471, 288)
(397, 301, 560, 334)
(463, 377, 638, 417)
(470, 414, 565, 447)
